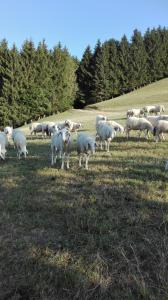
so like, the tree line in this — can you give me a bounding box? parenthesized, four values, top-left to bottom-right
(0, 40, 78, 127)
(75, 27, 168, 107)
(0, 26, 168, 127)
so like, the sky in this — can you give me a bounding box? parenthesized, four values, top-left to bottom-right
(0, 0, 167, 59)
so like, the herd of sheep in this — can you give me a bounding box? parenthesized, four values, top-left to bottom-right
(0, 104, 168, 170)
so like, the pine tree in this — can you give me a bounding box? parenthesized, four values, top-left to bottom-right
(118, 35, 131, 93)
(90, 40, 109, 103)
(106, 39, 120, 98)
(75, 46, 93, 107)
(51, 44, 77, 112)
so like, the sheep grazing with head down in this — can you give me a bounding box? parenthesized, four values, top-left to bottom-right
(125, 117, 153, 139)
(12, 130, 28, 159)
(77, 133, 96, 170)
(127, 108, 144, 118)
(97, 122, 116, 152)
(143, 105, 165, 116)
(0, 132, 8, 160)
(51, 128, 71, 169)
(106, 120, 124, 134)
(153, 120, 168, 142)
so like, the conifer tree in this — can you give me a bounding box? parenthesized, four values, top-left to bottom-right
(75, 46, 93, 107)
(129, 29, 148, 89)
(118, 35, 131, 93)
(90, 40, 109, 103)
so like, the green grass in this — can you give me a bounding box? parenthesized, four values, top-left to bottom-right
(0, 79, 168, 299)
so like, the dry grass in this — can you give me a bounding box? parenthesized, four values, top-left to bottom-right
(0, 79, 168, 299)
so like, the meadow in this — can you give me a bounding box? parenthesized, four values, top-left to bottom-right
(0, 79, 168, 299)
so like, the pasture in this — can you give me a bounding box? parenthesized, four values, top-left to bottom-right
(0, 79, 168, 299)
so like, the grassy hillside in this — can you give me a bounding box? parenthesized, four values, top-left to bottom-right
(0, 80, 168, 299)
(87, 78, 168, 115)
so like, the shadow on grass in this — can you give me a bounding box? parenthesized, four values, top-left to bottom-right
(0, 139, 168, 299)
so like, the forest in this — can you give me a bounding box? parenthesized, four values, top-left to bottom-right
(0, 26, 168, 127)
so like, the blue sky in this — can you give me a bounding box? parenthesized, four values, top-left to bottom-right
(0, 0, 167, 58)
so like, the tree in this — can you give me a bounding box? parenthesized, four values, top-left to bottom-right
(90, 40, 109, 103)
(118, 35, 131, 93)
(75, 46, 93, 107)
(129, 29, 148, 90)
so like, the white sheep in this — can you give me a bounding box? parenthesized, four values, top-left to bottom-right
(0, 132, 8, 160)
(143, 105, 165, 115)
(51, 128, 71, 169)
(12, 130, 28, 159)
(125, 117, 153, 139)
(29, 122, 42, 137)
(68, 121, 82, 133)
(46, 123, 59, 136)
(4, 126, 13, 137)
(153, 120, 168, 142)
(77, 133, 96, 170)
(96, 115, 107, 131)
(127, 108, 144, 118)
(106, 120, 124, 134)
(97, 122, 116, 152)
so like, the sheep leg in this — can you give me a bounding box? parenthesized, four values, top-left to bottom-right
(51, 148, 54, 165)
(79, 155, 82, 167)
(85, 154, 89, 170)
(161, 133, 165, 140)
(66, 153, 70, 169)
(61, 153, 65, 169)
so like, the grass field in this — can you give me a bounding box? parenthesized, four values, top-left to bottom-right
(0, 79, 168, 299)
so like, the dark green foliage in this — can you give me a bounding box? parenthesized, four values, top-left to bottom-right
(76, 26, 168, 107)
(75, 46, 93, 107)
(89, 40, 109, 104)
(0, 26, 168, 125)
(0, 40, 77, 127)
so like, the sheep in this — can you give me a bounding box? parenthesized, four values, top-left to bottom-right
(96, 115, 107, 131)
(51, 128, 71, 169)
(126, 108, 144, 118)
(143, 105, 165, 116)
(153, 120, 168, 142)
(165, 160, 168, 171)
(4, 126, 13, 137)
(125, 117, 153, 139)
(12, 130, 28, 159)
(106, 120, 124, 134)
(77, 133, 96, 170)
(0, 132, 8, 160)
(67, 121, 82, 134)
(46, 123, 59, 136)
(29, 122, 42, 137)
(97, 122, 116, 152)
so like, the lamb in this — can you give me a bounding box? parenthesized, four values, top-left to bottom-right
(77, 133, 96, 170)
(153, 120, 168, 142)
(51, 128, 71, 169)
(125, 117, 153, 139)
(12, 130, 28, 159)
(97, 122, 116, 152)
(0, 132, 8, 160)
